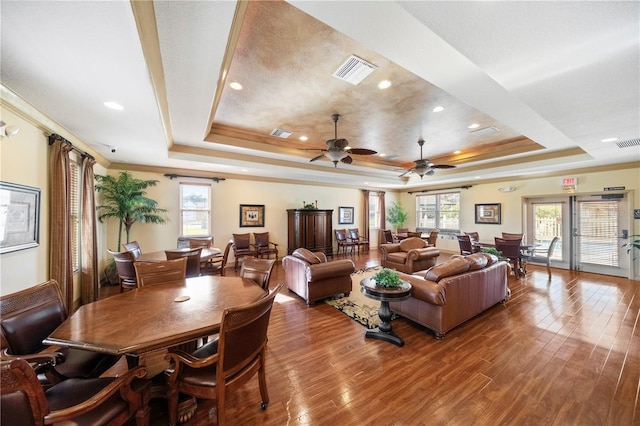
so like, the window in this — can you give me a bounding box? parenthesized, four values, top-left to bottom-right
(416, 192, 460, 231)
(532, 202, 563, 261)
(369, 192, 380, 228)
(70, 160, 80, 272)
(180, 183, 211, 236)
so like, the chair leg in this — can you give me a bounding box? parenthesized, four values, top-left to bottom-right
(258, 355, 269, 408)
(167, 387, 179, 426)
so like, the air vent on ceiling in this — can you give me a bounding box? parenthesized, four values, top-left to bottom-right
(616, 138, 640, 148)
(470, 126, 499, 137)
(332, 55, 377, 85)
(270, 128, 292, 138)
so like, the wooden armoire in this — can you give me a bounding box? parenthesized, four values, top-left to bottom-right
(286, 209, 333, 256)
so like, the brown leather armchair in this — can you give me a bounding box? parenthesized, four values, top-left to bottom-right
(282, 248, 355, 305)
(380, 237, 440, 274)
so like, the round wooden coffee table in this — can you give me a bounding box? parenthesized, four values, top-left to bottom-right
(360, 277, 411, 347)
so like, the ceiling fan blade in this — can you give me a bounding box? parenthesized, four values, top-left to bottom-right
(430, 164, 456, 169)
(309, 154, 326, 162)
(347, 148, 377, 155)
(340, 155, 353, 164)
(398, 169, 412, 177)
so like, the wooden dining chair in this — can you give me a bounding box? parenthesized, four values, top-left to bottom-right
(348, 228, 369, 253)
(121, 241, 142, 259)
(502, 232, 524, 241)
(335, 229, 356, 256)
(240, 257, 276, 290)
(203, 240, 233, 276)
(165, 247, 202, 278)
(165, 284, 283, 426)
(189, 236, 213, 249)
(495, 237, 523, 278)
(1, 358, 150, 426)
(108, 249, 138, 292)
(456, 235, 475, 255)
(464, 232, 480, 242)
(134, 258, 187, 287)
(232, 233, 257, 271)
(253, 232, 279, 261)
(426, 230, 439, 247)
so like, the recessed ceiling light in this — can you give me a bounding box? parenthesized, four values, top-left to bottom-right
(378, 153, 386, 157)
(432, 106, 444, 112)
(453, 150, 461, 154)
(468, 123, 480, 129)
(377, 80, 391, 89)
(104, 101, 123, 110)
(601, 137, 618, 142)
(299, 136, 308, 141)
(474, 176, 481, 179)
(230, 81, 243, 90)
(240, 168, 248, 172)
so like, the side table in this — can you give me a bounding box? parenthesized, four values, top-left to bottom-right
(360, 277, 411, 347)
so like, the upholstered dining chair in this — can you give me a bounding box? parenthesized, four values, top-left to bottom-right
(464, 232, 480, 243)
(253, 232, 279, 261)
(395, 228, 409, 240)
(165, 284, 283, 426)
(121, 241, 142, 259)
(456, 235, 475, 255)
(1, 358, 150, 426)
(134, 258, 187, 287)
(165, 247, 202, 278)
(203, 240, 233, 276)
(108, 249, 138, 292)
(502, 232, 525, 241)
(407, 231, 422, 238)
(426, 230, 439, 247)
(348, 228, 369, 253)
(381, 229, 397, 244)
(0, 279, 122, 386)
(240, 257, 276, 290)
(335, 229, 356, 256)
(232, 233, 257, 271)
(495, 237, 524, 278)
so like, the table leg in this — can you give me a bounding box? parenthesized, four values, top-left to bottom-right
(365, 300, 404, 347)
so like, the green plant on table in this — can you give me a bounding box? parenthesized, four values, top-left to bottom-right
(373, 268, 403, 288)
(481, 247, 501, 257)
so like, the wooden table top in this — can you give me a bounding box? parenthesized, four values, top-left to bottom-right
(137, 247, 222, 262)
(44, 276, 266, 356)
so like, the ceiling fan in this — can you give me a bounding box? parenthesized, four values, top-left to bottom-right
(303, 114, 377, 167)
(399, 138, 456, 179)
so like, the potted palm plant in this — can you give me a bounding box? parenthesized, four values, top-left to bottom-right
(95, 171, 168, 284)
(386, 202, 408, 233)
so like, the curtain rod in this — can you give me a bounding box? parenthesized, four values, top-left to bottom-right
(48, 133, 95, 160)
(164, 173, 226, 183)
(408, 185, 472, 195)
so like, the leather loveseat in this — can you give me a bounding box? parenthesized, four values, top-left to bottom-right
(390, 253, 509, 339)
(283, 248, 355, 305)
(380, 237, 440, 274)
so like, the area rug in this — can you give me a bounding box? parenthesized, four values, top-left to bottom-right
(325, 266, 398, 329)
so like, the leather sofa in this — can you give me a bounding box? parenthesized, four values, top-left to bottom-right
(380, 237, 440, 274)
(390, 253, 509, 339)
(283, 248, 355, 305)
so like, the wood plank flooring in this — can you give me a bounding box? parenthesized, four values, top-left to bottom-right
(105, 251, 639, 425)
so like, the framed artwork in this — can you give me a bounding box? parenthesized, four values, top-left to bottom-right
(339, 206, 354, 225)
(239, 204, 265, 227)
(475, 203, 501, 225)
(0, 182, 41, 254)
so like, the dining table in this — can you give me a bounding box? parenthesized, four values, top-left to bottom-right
(137, 247, 222, 263)
(43, 275, 265, 367)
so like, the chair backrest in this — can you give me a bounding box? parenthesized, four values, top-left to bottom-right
(109, 249, 137, 282)
(348, 229, 361, 240)
(335, 229, 348, 243)
(547, 236, 560, 258)
(1, 358, 49, 424)
(165, 248, 202, 277)
(494, 237, 522, 260)
(465, 232, 479, 242)
(121, 241, 141, 259)
(232, 233, 251, 250)
(240, 258, 276, 290)
(0, 280, 66, 355)
(427, 230, 439, 246)
(219, 284, 282, 378)
(382, 229, 394, 244)
(189, 236, 213, 249)
(134, 258, 187, 287)
(396, 228, 409, 234)
(407, 231, 422, 238)
(502, 232, 524, 241)
(253, 232, 271, 248)
(456, 234, 474, 254)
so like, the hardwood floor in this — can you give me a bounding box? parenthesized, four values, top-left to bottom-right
(105, 251, 639, 425)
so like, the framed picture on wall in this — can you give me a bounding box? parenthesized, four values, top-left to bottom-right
(0, 181, 41, 254)
(475, 203, 501, 225)
(339, 206, 354, 224)
(239, 204, 265, 227)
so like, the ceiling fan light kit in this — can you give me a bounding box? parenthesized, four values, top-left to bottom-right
(400, 138, 456, 179)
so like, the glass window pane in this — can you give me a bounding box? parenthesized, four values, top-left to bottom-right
(180, 183, 211, 236)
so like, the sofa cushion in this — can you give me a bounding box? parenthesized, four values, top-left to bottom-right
(292, 248, 322, 264)
(399, 237, 427, 251)
(466, 253, 488, 271)
(424, 257, 471, 282)
(387, 252, 408, 264)
(482, 253, 499, 266)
